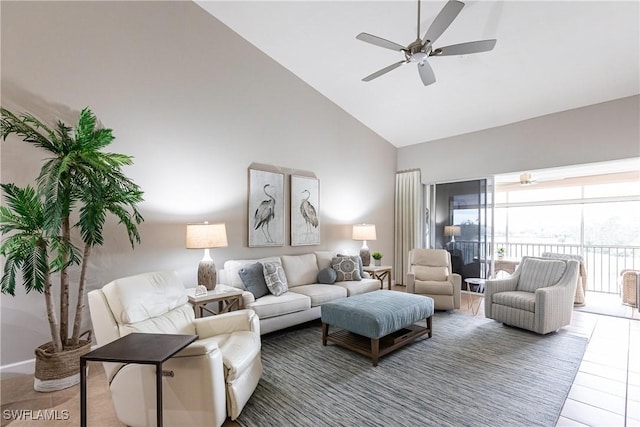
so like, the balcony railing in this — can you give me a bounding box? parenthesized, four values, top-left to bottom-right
(453, 240, 640, 294)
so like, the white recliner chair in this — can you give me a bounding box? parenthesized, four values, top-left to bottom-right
(88, 271, 263, 427)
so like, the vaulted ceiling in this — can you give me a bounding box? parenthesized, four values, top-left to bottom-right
(196, 1, 639, 148)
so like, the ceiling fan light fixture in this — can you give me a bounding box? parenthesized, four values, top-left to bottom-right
(410, 52, 428, 63)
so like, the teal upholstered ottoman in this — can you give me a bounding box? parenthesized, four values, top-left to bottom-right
(321, 290, 434, 366)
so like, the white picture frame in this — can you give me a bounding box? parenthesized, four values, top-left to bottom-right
(248, 168, 285, 247)
(291, 175, 320, 246)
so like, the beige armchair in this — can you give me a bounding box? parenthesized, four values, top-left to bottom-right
(88, 271, 263, 426)
(484, 257, 579, 334)
(406, 249, 461, 310)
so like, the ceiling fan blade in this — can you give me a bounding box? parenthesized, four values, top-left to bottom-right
(362, 60, 406, 82)
(417, 60, 436, 86)
(422, 0, 465, 45)
(431, 39, 497, 56)
(356, 32, 405, 52)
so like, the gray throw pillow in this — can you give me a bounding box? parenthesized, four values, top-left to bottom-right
(317, 267, 337, 284)
(262, 261, 289, 296)
(331, 256, 362, 281)
(238, 262, 268, 298)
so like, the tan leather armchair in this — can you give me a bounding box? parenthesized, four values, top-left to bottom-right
(406, 249, 461, 310)
(88, 271, 262, 426)
(485, 257, 579, 334)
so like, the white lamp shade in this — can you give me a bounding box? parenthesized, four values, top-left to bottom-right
(352, 224, 377, 241)
(186, 223, 228, 249)
(444, 225, 461, 237)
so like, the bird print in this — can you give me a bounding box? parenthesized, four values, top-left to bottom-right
(254, 184, 276, 243)
(300, 189, 318, 233)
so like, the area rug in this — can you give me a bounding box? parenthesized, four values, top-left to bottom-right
(237, 312, 588, 427)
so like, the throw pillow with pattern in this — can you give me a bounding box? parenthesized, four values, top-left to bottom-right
(262, 261, 289, 296)
(331, 256, 362, 281)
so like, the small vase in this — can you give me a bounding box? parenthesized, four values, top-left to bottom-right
(374, 259, 382, 266)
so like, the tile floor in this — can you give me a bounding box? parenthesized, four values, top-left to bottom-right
(461, 289, 640, 427)
(1, 291, 638, 426)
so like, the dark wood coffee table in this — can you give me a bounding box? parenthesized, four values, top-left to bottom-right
(80, 332, 197, 427)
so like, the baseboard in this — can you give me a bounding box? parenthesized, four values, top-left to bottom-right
(0, 358, 35, 380)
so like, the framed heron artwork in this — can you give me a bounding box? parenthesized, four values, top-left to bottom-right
(291, 175, 320, 246)
(248, 168, 285, 247)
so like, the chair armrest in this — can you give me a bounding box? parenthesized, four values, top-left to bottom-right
(536, 260, 579, 304)
(194, 309, 260, 338)
(450, 273, 462, 309)
(175, 339, 221, 357)
(406, 272, 416, 293)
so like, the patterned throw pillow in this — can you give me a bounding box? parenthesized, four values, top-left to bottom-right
(262, 261, 289, 296)
(338, 253, 364, 278)
(331, 256, 362, 281)
(238, 262, 269, 298)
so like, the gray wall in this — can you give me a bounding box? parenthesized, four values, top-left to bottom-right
(0, 1, 396, 367)
(398, 95, 640, 183)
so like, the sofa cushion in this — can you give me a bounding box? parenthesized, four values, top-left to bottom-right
(281, 254, 319, 287)
(223, 257, 281, 289)
(333, 279, 380, 296)
(289, 284, 347, 307)
(238, 262, 269, 299)
(246, 292, 311, 319)
(517, 258, 567, 293)
(317, 267, 337, 284)
(263, 261, 289, 296)
(315, 251, 337, 270)
(493, 291, 536, 312)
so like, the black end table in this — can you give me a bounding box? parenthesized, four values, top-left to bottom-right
(80, 332, 198, 427)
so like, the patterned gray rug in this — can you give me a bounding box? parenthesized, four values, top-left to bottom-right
(238, 312, 588, 427)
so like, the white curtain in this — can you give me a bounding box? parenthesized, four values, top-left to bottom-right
(394, 169, 423, 285)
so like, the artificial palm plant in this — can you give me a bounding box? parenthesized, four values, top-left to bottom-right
(0, 107, 143, 376)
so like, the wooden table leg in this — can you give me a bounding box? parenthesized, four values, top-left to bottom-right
(371, 338, 380, 366)
(321, 323, 328, 346)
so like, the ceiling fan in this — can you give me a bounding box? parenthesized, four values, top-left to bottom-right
(356, 0, 497, 86)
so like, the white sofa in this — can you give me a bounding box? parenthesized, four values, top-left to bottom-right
(216, 251, 380, 334)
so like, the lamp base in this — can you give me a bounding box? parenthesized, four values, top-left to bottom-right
(198, 259, 217, 290)
(359, 247, 371, 267)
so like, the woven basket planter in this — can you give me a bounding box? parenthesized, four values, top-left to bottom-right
(34, 330, 92, 392)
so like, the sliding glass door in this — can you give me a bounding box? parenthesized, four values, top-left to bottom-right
(430, 179, 492, 285)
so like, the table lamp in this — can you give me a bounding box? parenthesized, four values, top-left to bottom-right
(186, 222, 228, 290)
(444, 225, 461, 248)
(352, 224, 377, 266)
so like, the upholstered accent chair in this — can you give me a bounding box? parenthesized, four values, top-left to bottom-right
(88, 271, 263, 427)
(484, 257, 580, 335)
(406, 249, 461, 310)
(541, 252, 588, 306)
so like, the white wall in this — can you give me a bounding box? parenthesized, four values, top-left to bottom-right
(398, 95, 640, 183)
(0, 1, 396, 367)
